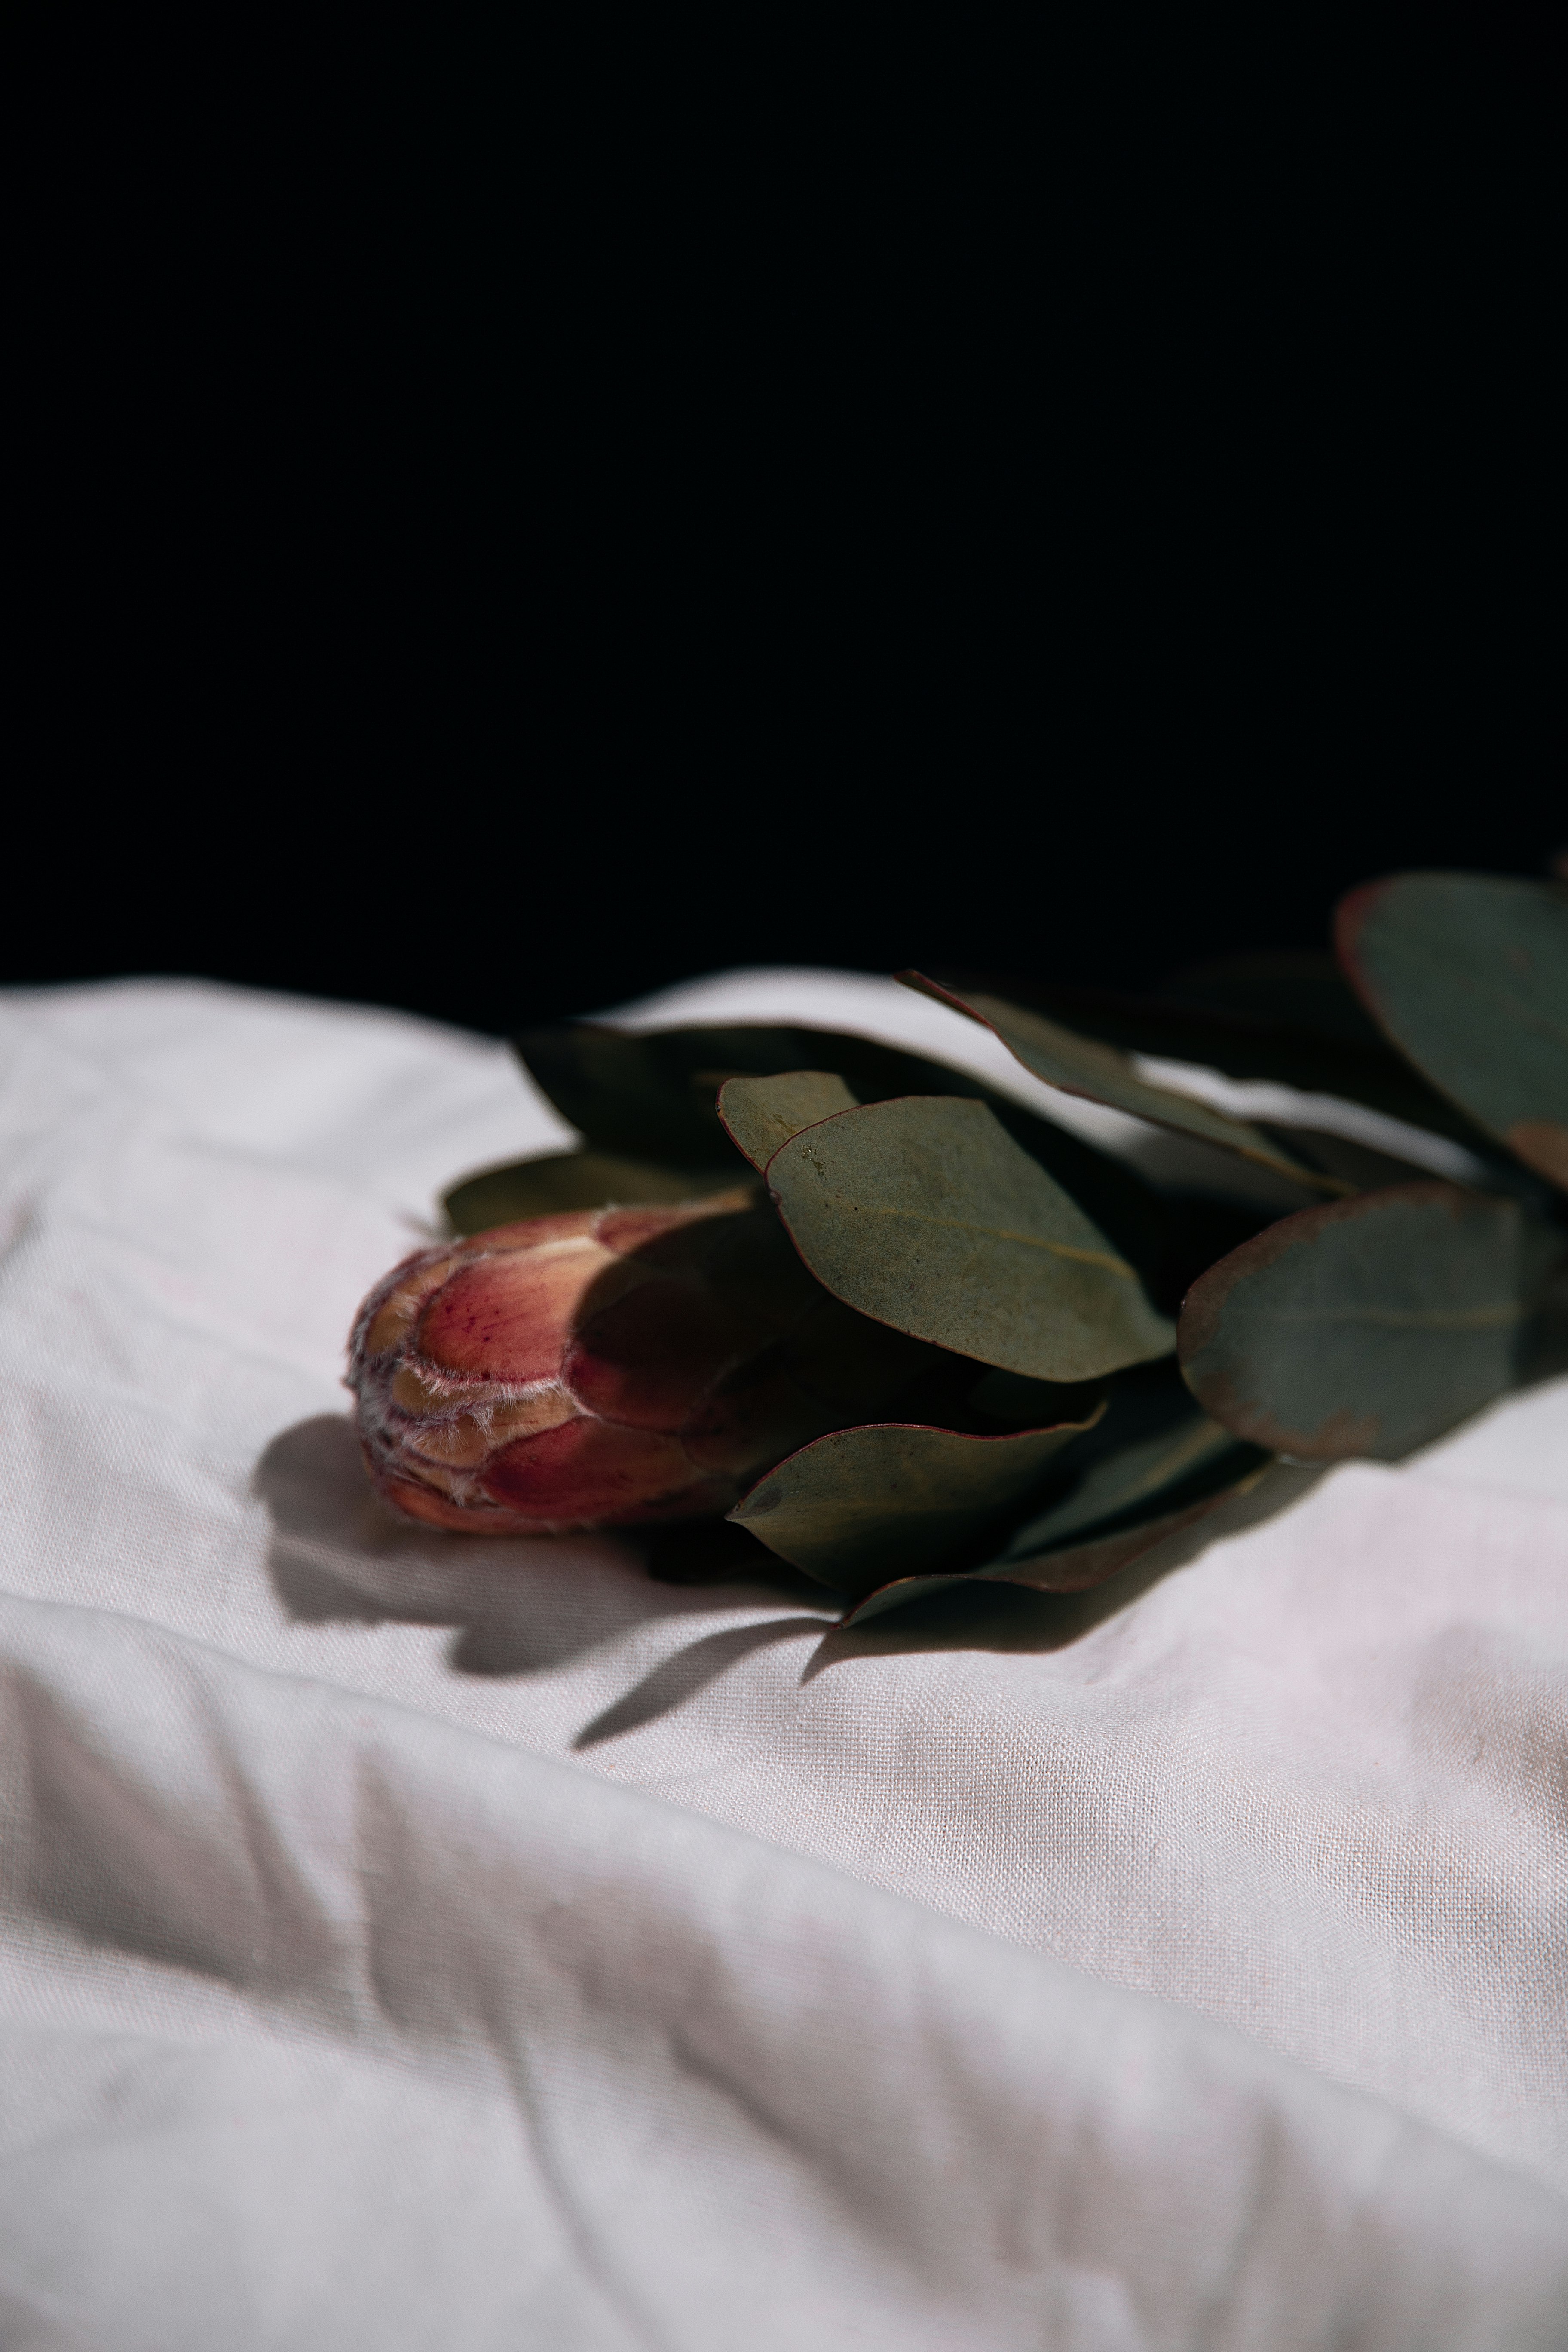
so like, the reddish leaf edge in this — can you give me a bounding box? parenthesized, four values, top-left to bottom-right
(750, 1093, 1167, 1371)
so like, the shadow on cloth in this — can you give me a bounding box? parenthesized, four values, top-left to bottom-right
(563, 1464, 1328, 1746)
(571, 1619, 833, 1749)
(254, 1416, 834, 1683)
(256, 1418, 1323, 1743)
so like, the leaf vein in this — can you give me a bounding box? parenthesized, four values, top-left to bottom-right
(836, 1202, 1135, 1278)
(1265, 1305, 1526, 1329)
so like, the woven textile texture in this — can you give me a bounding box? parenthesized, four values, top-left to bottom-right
(0, 974, 1563, 2349)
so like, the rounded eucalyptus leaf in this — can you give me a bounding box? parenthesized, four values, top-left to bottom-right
(717, 1071, 859, 1173)
(766, 1096, 1176, 1381)
(1335, 872, 1568, 1190)
(1178, 1179, 1564, 1461)
(730, 1406, 1104, 1594)
(514, 1019, 1174, 1285)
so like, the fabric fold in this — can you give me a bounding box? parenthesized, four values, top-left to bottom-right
(0, 1594, 1563, 2352)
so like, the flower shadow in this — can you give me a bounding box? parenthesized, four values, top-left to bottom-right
(254, 1414, 830, 1683)
(255, 1420, 1326, 1742)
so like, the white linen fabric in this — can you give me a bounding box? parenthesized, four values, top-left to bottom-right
(0, 975, 1562, 2350)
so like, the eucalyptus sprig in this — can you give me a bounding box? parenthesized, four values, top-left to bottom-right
(421, 871, 1566, 1621)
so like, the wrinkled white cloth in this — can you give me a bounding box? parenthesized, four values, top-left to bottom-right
(0, 975, 1563, 2351)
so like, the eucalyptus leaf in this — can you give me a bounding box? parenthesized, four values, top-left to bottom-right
(841, 1468, 1265, 1626)
(514, 1021, 1173, 1284)
(898, 972, 1344, 1192)
(730, 1407, 1104, 1594)
(515, 1024, 760, 1170)
(767, 1096, 1176, 1381)
(837, 1369, 1269, 1623)
(995, 1376, 1250, 1559)
(1251, 1128, 1462, 1194)
(919, 960, 1498, 1157)
(1335, 873, 1568, 1189)
(444, 1152, 752, 1235)
(717, 1071, 859, 1172)
(1179, 1179, 1564, 1461)
(832, 1369, 1264, 1622)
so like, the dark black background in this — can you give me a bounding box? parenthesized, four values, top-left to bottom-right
(14, 7, 1562, 1035)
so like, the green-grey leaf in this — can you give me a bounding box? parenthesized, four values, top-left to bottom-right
(443, 1152, 752, 1235)
(995, 1391, 1245, 1559)
(898, 972, 1345, 1192)
(717, 1071, 859, 1172)
(837, 1372, 1270, 1624)
(841, 1465, 1266, 1626)
(925, 959, 1499, 1158)
(514, 1024, 760, 1170)
(512, 1020, 1174, 1285)
(730, 1408, 1105, 1593)
(767, 1096, 1176, 1381)
(1179, 1179, 1565, 1461)
(1336, 873, 1568, 1190)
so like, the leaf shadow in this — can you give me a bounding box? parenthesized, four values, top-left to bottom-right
(564, 1461, 1331, 1745)
(797, 1461, 1328, 1679)
(253, 1415, 830, 1683)
(571, 1618, 828, 1749)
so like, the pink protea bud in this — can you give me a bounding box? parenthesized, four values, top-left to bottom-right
(347, 1189, 939, 1534)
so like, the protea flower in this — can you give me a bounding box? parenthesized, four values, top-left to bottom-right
(348, 1188, 943, 1534)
